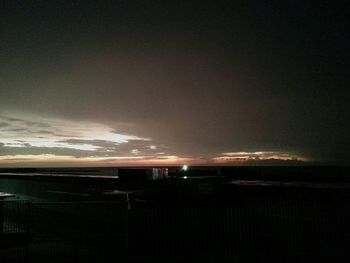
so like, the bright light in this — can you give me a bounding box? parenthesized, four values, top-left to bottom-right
(183, 176, 188, 179)
(182, 164, 188, 171)
(0, 113, 150, 153)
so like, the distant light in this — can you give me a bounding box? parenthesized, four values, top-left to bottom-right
(182, 165, 188, 171)
(183, 176, 188, 179)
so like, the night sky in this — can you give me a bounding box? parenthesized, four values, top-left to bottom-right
(0, 1, 349, 166)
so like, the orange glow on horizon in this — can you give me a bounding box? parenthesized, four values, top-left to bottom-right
(0, 113, 310, 167)
(0, 154, 207, 167)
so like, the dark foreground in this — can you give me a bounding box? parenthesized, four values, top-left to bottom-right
(0, 166, 349, 262)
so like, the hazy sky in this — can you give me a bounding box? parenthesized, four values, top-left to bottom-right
(0, 1, 349, 166)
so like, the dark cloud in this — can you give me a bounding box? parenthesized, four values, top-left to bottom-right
(0, 123, 9, 128)
(0, 1, 349, 165)
(3, 128, 27, 132)
(0, 116, 51, 128)
(0, 144, 94, 158)
(36, 130, 56, 135)
(24, 121, 51, 128)
(0, 116, 24, 122)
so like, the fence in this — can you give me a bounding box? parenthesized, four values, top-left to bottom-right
(1, 200, 31, 234)
(1, 195, 350, 262)
(128, 198, 350, 262)
(0, 199, 129, 262)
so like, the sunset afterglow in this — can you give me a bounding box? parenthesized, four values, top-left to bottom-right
(0, 112, 308, 166)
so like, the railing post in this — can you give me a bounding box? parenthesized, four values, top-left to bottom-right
(124, 193, 131, 262)
(74, 239, 78, 263)
(25, 200, 32, 233)
(0, 201, 4, 234)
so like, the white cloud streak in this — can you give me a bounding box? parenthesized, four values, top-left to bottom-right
(0, 113, 152, 156)
(0, 113, 309, 166)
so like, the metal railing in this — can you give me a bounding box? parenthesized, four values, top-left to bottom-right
(128, 199, 350, 261)
(1, 196, 350, 262)
(0, 199, 129, 262)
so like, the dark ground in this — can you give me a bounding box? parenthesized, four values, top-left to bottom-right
(0, 166, 349, 262)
